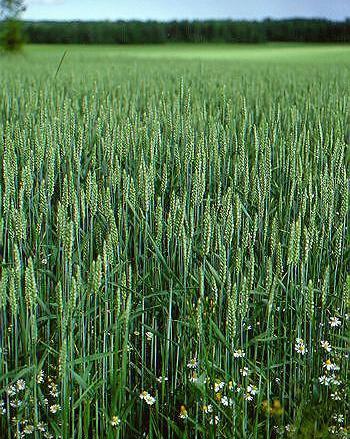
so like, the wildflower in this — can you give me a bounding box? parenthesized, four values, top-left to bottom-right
(329, 426, 337, 434)
(139, 390, 148, 400)
(329, 317, 341, 327)
(214, 381, 225, 393)
(233, 349, 245, 358)
(295, 344, 307, 355)
(324, 359, 335, 371)
(215, 392, 222, 402)
(323, 359, 339, 372)
(140, 391, 156, 406)
(243, 392, 253, 401)
(0, 401, 6, 415)
(7, 385, 17, 397)
(10, 400, 22, 408)
(179, 405, 188, 419)
(145, 332, 153, 341)
(134, 330, 140, 336)
(236, 384, 243, 393)
(203, 404, 213, 414)
(49, 404, 61, 414)
(37, 371, 45, 384)
(37, 422, 46, 432)
(247, 384, 258, 395)
(145, 393, 156, 406)
(228, 380, 234, 390)
(110, 415, 121, 427)
(333, 414, 344, 424)
(209, 415, 220, 425)
(319, 375, 331, 386)
(156, 376, 168, 383)
(331, 391, 341, 401)
(16, 379, 26, 391)
(221, 395, 229, 406)
(294, 339, 307, 355)
(145, 394, 156, 405)
(240, 367, 249, 376)
(23, 424, 35, 435)
(189, 372, 198, 383)
(48, 381, 59, 397)
(285, 424, 295, 433)
(320, 340, 332, 352)
(329, 375, 341, 386)
(187, 358, 198, 369)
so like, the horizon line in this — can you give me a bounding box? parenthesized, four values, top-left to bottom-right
(18, 16, 350, 23)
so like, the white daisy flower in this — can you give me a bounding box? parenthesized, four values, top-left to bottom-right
(331, 391, 342, 401)
(7, 385, 17, 397)
(140, 391, 156, 406)
(333, 414, 344, 424)
(294, 341, 308, 355)
(23, 424, 35, 434)
(247, 384, 258, 395)
(0, 401, 6, 415)
(243, 392, 253, 401)
(320, 340, 332, 352)
(49, 404, 61, 414)
(329, 317, 341, 328)
(16, 379, 26, 391)
(189, 373, 198, 383)
(329, 375, 341, 386)
(110, 415, 121, 427)
(203, 404, 213, 413)
(156, 376, 168, 383)
(221, 396, 229, 406)
(214, 381, 225, 393)
(187, 358, 198, 369)
(318, 375, 331, 386)
(209, 415, 220, 425)
(240, 367, 249, 376)
(37, 371, 45, 384)
(323, 359, 339, 371)
(233, 349, 245, 358)
(37, 422, 46, 432)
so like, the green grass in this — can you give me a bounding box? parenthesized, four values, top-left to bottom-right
(0, 44, 349, 438)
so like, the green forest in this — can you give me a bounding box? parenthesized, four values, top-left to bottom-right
(5, 18, 350, 44)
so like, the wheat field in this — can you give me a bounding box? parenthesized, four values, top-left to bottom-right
(0, 44, 349, 438)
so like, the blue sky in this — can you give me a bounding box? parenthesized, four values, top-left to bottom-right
(23, 0, 350, 21)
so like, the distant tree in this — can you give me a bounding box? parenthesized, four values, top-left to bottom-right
(0, 0, 26, 51)
(17, 19, 350, 45)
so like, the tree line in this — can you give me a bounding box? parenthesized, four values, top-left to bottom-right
(11, 19, 350, 44)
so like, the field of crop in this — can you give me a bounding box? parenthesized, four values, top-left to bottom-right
(0, 44, 349, 438)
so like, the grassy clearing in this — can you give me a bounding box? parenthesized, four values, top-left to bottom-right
(0, 44, 349, 438)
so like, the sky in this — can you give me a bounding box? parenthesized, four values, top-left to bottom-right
(23, 0, 350, 22)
